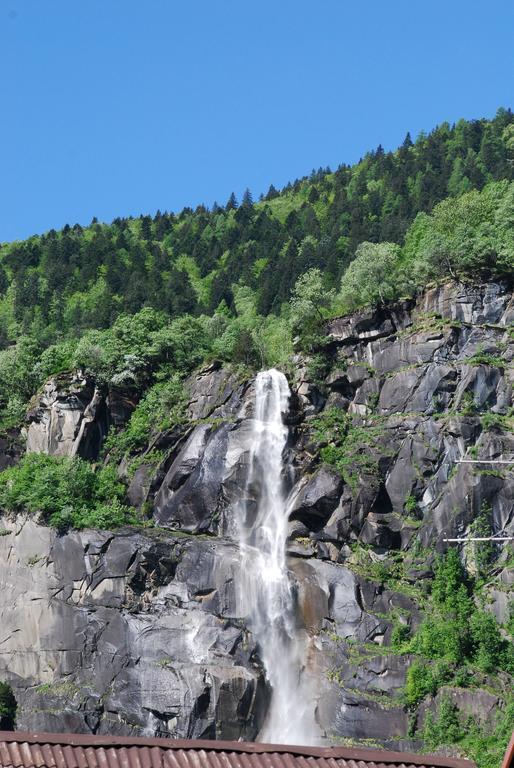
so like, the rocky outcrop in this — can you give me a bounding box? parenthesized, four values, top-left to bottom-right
(0, 512, 429, 743)
(26, 373, 108, 459)
(294, 281, 514, 556)
(0, 517, 265, 739)
(11, 281, 514, 750)
(289, 467, 344, 531)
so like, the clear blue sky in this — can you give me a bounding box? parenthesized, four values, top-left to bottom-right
(1, 0, 513, 242)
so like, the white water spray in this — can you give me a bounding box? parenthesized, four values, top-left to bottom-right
(235, 369, 319, 744)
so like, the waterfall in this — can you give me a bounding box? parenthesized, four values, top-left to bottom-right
(235, 369, 319, 745)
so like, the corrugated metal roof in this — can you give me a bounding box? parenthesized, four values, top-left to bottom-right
(0, 732, 476, 768)
(501, 731, 514, 768)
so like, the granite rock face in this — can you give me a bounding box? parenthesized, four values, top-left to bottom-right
(25, 373, 108, 459)
(3, 281, 513, 749)
(0, 518, 265, 739)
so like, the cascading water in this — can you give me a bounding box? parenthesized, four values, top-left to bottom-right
(234, 369, 319, 744)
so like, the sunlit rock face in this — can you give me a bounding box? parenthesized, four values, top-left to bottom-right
(25, 372, 108, 459)
(2, 281, 513, 750)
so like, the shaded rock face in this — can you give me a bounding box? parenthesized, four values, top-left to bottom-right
(289, 467, 344, 532)
(9, 281, 514, 748)
(0, 429, 23, 471)
(152, 367, 251, 534)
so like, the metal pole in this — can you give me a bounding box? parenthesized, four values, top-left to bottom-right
(443, 536, 514, 542)
(457, 459, 514, 465)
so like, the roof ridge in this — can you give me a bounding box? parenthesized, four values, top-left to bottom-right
(0, 731, 476, 768)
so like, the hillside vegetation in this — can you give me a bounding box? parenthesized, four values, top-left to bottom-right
(0, 109, 513, 765)
(0, 109, 512, 434)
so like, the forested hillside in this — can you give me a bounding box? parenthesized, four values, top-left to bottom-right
(0, 111, 513, 764)
(0, 109, 513, 437)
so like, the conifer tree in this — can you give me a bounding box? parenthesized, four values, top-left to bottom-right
(265, 184, 279, 200)
(225, 192, 238, 210)
(242, 188, 253, 207)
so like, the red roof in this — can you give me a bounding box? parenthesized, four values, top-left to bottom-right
(501, 731, 514, 768)
(0, 732, 476, 768)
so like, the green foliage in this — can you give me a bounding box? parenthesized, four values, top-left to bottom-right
(339, 242, 402, 311)
(312, 408, 384, 489)
(460, 703, 514, 768)
(0, 112, 510, 426)
(469, 610, 506, 673)
(421, 699, 514, 768)
(289, 268, 334, 351)
(0, 336, 41, 411)
(403, 180, 514, 284)
(458, 390, 477, 416)
(0, 112, 510, 356)
(480, 410, 512, 431)
(390, 623, 411, 650)
(467, 504, 495, 580)
(422, 695, 463, 749)
(335, 179, 514, 312)
(431, 548, 470, 608)
(405, 659, 451, 707)
(0, 682, 16, 729)
(411, 551, 472, 664)
(467, 352, 505, 367)
(73, 308, 208, 384)
(0, 453, 137, 531)
(209, 285, 293, 368)
(37, 340, 78, 379)
(106, 374, 187, 457)
(406, 549, 514, 699)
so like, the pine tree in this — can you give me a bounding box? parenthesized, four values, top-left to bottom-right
(242, 188, 253, 207)
(225, 192, 238, 210)
(140, 215, 152, 240)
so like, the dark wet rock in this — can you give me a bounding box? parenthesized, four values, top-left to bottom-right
(378, 369, 424, 415)
(289, 466, 344, 532)
(127, 464, 155, 509)
(326, 364, 371, 395)
(107, 385, 139, 426)
(331, 689, 409, 741)
(359, 512, 403, 549)
(154, 424, 229, 533)
(327, 309, 396, 346)
(416, 281, 511, 325)
(418, 686, 501, 729)
(0, 428, 23, 470)
(370, 329, 452, 375)
(320, 490, 354, 544)
(349, 377, 381, 416)
(186, 365, 242, 421)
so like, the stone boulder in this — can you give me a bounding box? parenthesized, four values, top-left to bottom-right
(289, 466, 344, 531)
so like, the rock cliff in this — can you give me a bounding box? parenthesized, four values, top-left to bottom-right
(0, 281, 512, 751)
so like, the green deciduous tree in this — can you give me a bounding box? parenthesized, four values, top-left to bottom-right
(339, 241, 401, 310)
(289, 268, 335, 350)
